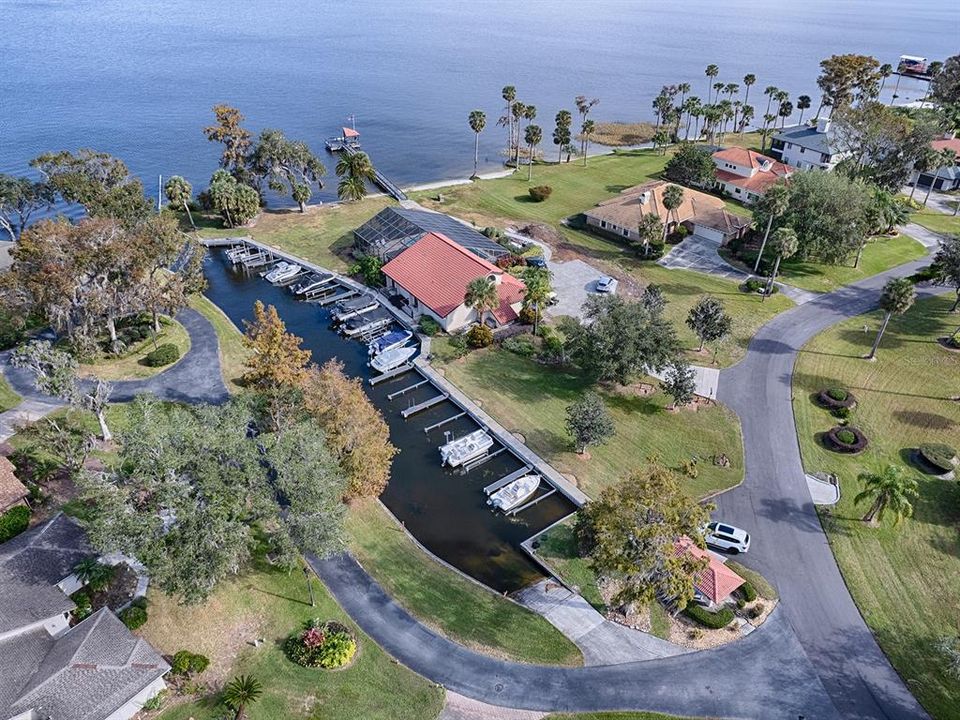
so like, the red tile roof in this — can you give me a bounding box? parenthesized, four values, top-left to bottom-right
(676, 536, 745, 604)
(0, 456, 27, 511)
(382, 232, 525, 325)
(932, 138, 960, 155)
(713, 148, 794, 196)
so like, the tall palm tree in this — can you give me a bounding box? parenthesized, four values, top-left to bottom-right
(923, 61, 944, 103)
(501, 85, 516, 155)
(164, 175, 195, 229)
(754, 183, 790, 273)
(854, 465, 918, 526)
(511, 101, 527, 168)
(878, 63, 893, 97)
(705, 64, 719, 102)
(924, 149, 957, 206)
(677, 82, 691, 111)
(661, 184, 684, 243)
(581, 119, 596, 167)
(335, 151, 375, 202)
(465, 276, 500, 327)
(222, 675, 263, 720)
(773, 90, 789, 121)
(682, 97, 701, 140)
(553, 109, 572, 162)
(575, 95, 600, 160)
(760, 113, 777, 151)
(762, 227, 798, 301)
(524, 124, 542, 181)
(796, 95, 812, 124)
(867, 277, 916, 360)
(713, 82, 725, 107)
(468, 110, 486, 179)
(739, 104, 754, 135)
(910, 145, 939, 200)
(763, 85, 778, 120)
(743, 73, 756, 108)
(778, 100, 794, 128)
(521, 266, 552, 335)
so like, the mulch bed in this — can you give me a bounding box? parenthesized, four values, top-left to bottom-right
(817, 389, 857, 409)
(824, 426, 869, 454)
(89, 563, 139, 611)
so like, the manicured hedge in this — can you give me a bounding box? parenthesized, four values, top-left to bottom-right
(684, 603, 734, 629)
(144, 343, 180, 367)
(818, 387, 856, 409)
(740, 581, 758, 603)
(919, 443, 958, 472)
(528, 185, 553, 202)
(119, 605, 148, 630)
(0, 505, 30, 543)
(825, 425, 868, 453)
(418, 316, 441, 337)
(466, 324, 493, 348)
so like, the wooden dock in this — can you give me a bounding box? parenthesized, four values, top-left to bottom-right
(461, 446, 506, 473)
(316, 289, 357, 306)
(483, 466, 533, 495)
(400, 393, 448, 418)
(387, 379, 429, 400)
(342, 146, 408, 202)
(507, 488, 557, 516)
(422, 411, 466, 434)
(368, 363, 414, 386)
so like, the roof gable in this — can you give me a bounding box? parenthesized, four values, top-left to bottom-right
(676, 537, 745, 604)
(587, 180, 726, 229)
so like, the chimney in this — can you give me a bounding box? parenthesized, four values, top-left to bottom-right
(638, 191, 651, 205)
(816, 117, 831, 134)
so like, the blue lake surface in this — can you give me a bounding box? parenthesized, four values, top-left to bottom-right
(2, 0, 957, 208)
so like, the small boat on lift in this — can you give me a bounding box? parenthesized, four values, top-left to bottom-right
(292, 273, 335, 295)
(333, 295, 379, 322)
(439, 430, 494, 468)
(325, 126, 362, 152)
(264, 261, 302, 284)
(341, 308, 392, 337)
(370, 345, 417, 373)
(488, 474, 540, 512)
(368, 329, 414, 356)
(897, 55, 929, 77)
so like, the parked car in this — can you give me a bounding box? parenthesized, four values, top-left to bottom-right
(705, 521, 751, 554)
(595, 275, 618, 293)
(526, 255, 547, 268)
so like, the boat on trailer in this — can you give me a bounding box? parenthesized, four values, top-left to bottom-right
(292, 273, 335, 295)
(333, 295, 379, 322)
(263, 262, 302, 284)
(341, 308, 392, 337)
(488, 474, 540, 512)
(368, 329, 414, 356)
(439, 429, 494, 468)
(370, 345, 418, 373)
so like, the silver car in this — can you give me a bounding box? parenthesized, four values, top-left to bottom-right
(596, 275, 618, 294)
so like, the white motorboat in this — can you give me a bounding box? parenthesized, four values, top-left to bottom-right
(341, 308, 392, 337)
(264, 262, 302, 284)
(292, 273, 335, 295)
(370, 345, 417, 373)
(439, 429, 494, 467)
(334, 296, 379, 322)
(368, 329, 414, 356)
(488, 474, 540, 512)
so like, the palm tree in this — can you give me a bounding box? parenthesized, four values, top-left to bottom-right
(677, 82, 691, 110)
(796, 95, 812, 124)
(854, 465, 918, 526)
(163, 175, 195, 228)
(335, 151, 375, 202)
(713, 82, 725, 106)
(867, 277, 916, 360)
(73, 557, 115, 592)
(465, 275, 500, 327)
(222, 675, 263, 720)
(468, 110, 486, 179)
(924, 149, 957, 206)
(878, 63, 893, 97)
(522, 104, 537, 169)
(763, 227, 798, 301)
(923, 61, 944, 103)
(739, 104, 754, 135)
(743, 73, 756, 108)
(501, 85, 516, 155)
(760, 113, 778, 151)
(773, 90, 789, 121)
(524, 124, 542, 181)
(778, 100, 794, 129)
(521, 266, 552, 335)
(763, 86, 778, 120)
(754, 183, 790, 273)
(661, 184, 684, 243)
(575, 95, 599, 160)
(511, 101, 526, 168)
(581, 119, 596, 166)
(553, 109, 572, 163)
(704, 64, 719, 102)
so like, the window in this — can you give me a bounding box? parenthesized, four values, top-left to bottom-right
(799, 147, 805, 154)
(622, 228, 629, 237)
(786, 143, 793, 150)
(735, 187, 741, 194)
(600, 220, 607, 228)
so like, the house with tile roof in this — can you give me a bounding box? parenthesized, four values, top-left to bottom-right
(675, 536, 745, 607)
(0, 514, 169, 720)
(583, 180, 750, 247)
(768, 118, 848, 171)
(911, 136, 960, 192)
(712, 147, 795, 204)
(0, 457, 28, 513)
(381, 232, 526, 333)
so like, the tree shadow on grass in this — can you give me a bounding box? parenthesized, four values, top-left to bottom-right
(892, 410, 958, 430)
(247, 583, 312, 607)
(605, 184, 631, 193)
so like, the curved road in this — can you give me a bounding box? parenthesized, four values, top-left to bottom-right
(314, 255, 944, 719)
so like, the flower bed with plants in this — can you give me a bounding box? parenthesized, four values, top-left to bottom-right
(916, 443, 959, 476)
(285, 619, 358, 669)
(817, 387, 856, 409)
(824, 425, 869, 454)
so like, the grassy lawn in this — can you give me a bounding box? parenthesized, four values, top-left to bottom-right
(346, 500, 582, 666)
(78, 317, 190, 381)
(536, 518, 604, 611)
(0, 373, 21, 412)
(435, 345, 743, 499)
(911, 206, 960, 237)
(189, 293, 250, 393)
(188, 196, 396, 273)
(147, 548, 444, 720)
(792, 294, 960, 718)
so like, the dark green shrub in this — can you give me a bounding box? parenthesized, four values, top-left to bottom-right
(740, 581, 758, 603)
(71, 591, 93, 621)
(684, 603, 734, 629)
(517, 306, 537, 325)
(446, 334, 469, 359)
(836, 429, 856, 445)
(145, 344, 180, 367)
(747, 602, 766, 620)
(827, 388, 848, 402)
(285, 620, 357, 669)
(482, 226, 503, 239)
(503, 335, 536, 357)
(539, 334, 565, 363)
(919, 443, 958, 472)
(832, 406, 851, 420)
(466, 324, 493, 348)
(119, 605, 148, 630)
(187, 653, 210, 675)
(172, 650, 210, 676)
(418, 316, 441, 337)
(528, 185, 553, 202)
(131, 595, 149, 610)
(0, 505, 30, 543)
(826, 425, 868, 453)
(348, 255, 384, 287)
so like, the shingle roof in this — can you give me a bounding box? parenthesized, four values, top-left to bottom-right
(355, 206, 507, 261)
(772, 123, 836, 155)
(693, 207, 752, 235)
(0, 512, 92, 586)
(0, 456, 27, 511)
(585, 180, 726, 229)
(676, 536, 745, 604)
(7, 608, 169, 720)
(382, 232, 525, 324)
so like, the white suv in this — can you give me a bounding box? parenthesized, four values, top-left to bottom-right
(705, 521, 751, 554)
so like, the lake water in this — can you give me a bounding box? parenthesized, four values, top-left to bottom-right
(202, 250, 576, 592)
(3, 0, 957, 209)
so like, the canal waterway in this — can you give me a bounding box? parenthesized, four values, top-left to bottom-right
(203, 250, 576, 592)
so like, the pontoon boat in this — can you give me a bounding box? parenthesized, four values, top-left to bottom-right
(439, 429, 494, 467)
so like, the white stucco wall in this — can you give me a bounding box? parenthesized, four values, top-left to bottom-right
(585, 215, 639, 242)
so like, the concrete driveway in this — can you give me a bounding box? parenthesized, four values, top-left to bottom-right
(658, 233, 746, 280)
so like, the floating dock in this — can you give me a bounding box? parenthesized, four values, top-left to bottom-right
(507, 488, 557, 516)
(483, 466, 533, 495)
(387, 379, 429, 400)
(422, 411, 466, 434)
(400, 393, 448, 418)
(368, 363, 414, 386)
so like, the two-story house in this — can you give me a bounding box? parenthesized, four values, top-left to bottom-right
(712, 147, 795, 204)
(768, 118, 848, 171)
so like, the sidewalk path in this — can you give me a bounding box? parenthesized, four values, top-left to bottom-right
(902, 222, 946, 250)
